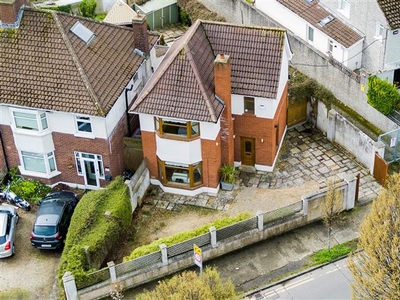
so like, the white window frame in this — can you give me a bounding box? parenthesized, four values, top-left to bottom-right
(375, 22, 384, 41)
(19, 150, 57, 176)
(12, 110, 48, 132)
(328, 39, 334, 53)
(76, 115, 92, 133)
(307, 26, 314, 43)
(74, 152, 105, 179)
(338, 0, 350, 18)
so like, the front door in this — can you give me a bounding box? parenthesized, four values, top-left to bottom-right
(75, 152, 104, 188)
(84, 160, 98, 187)
(241, 137, 255, 166)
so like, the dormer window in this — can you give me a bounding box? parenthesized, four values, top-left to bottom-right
(155, 118, 200, 139)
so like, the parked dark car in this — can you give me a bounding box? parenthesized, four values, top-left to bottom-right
(0, 204, 19, 258)
(30, 191, 79, 250)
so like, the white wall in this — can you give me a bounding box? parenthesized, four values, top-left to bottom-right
(156, 136, 202, 164)
(232, 94, 277, 119)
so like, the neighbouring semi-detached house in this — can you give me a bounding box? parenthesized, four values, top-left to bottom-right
(130, 20, 293, 196)
(256, 0, 364, 71)
(0, 3, 159, 189)
(319, 0, 400, 87)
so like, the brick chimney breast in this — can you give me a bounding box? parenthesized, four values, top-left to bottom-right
(132, 13, 149, 56)
(214, 54, 234, 165)
(0, 0, 28, 24)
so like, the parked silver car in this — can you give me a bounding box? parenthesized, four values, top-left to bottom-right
(0, 204, 19, 258)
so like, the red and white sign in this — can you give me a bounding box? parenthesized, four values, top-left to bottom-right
(193, 244, 203, 268)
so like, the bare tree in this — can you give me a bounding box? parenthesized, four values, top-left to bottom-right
(322, 175, 343, 251)
(348, 173, 400, 300)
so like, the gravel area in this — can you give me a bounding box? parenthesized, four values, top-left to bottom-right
(0, 204, 61, 300)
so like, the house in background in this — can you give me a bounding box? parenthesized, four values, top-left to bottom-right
(0, 3, 159, 189)
(130, 20, 293, 196)
(256, 0, 364, 71)
(319, 0, 400, 87)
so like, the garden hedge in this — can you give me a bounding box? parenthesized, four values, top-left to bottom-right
(57, 176, 132, 287)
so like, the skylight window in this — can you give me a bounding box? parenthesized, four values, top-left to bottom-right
(319, 15, 335, 26)
(70, 21, 95, 45)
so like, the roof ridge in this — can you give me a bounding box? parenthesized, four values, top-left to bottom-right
(51, 11, 105, 116)
(184, 43, 218, 123)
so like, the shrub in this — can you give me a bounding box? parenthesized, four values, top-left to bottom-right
(57, 177, 132, 289)
(367, 75, 400, 115)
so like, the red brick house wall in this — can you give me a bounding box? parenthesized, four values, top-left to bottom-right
(141, 131, 157, 178)
(233, 82, 289, 167)
(201, 133, 222, 188)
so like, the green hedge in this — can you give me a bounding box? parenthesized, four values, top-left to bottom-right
(123, 212, 251, 261)
(367, 75, 400, 115)
(57, 176, 132, 288)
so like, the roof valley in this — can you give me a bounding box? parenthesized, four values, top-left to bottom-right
(51, 11, 105, 116)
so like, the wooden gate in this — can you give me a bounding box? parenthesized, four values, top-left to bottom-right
(373, 152, 388, 186)
(123, 137, 143, 171)
(287, 100, 307, 127)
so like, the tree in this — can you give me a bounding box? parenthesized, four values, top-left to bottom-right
(321, 175, 343, 251)
(78, 0, 96, 18)
(136, 266, 237, 300)
(348, 173, 400, 300)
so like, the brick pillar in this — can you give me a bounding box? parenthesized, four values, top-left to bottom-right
(132, 13, 150, 56)
(214, 54, 234, 166)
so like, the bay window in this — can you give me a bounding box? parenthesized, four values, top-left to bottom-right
(155, 118, 199, 139)
(20, 151, 56, 174)
(13, 111, 48, 131)
(158, 159, 202, 187)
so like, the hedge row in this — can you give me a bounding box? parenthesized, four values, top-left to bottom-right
(57, 176, 132, 287)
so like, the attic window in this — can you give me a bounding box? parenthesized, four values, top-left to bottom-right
(70, 21, 95, 45)
(319, 15, 335, 26)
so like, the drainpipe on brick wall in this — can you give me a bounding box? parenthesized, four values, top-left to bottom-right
(125, 84, 134, 137)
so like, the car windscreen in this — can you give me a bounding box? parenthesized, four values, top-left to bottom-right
(0, 235, 5, 244)
(33, 225, 57, 236)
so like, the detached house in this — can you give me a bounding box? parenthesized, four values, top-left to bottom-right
(0, 2, 159, 189)
(130, 20, 293, 196)
(256, 0, 364, 71)
(319, 0, 400, 87)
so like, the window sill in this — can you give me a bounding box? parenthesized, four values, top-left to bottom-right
(156, 132, 200, 141)
(18, 168, 61, 179)
(74, 132, 96, 139)
(12, 128, 52, 137)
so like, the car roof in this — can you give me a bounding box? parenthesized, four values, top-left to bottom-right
(38, 201, 65, 217)
(44, 190, 77, 201)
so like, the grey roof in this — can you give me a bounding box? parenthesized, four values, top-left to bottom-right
(0, 7, 158, 116)
(131, 20, 289, 123)
(378, 0, 400, 29)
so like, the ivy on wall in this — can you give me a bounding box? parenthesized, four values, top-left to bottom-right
(367, 75, 400, 115)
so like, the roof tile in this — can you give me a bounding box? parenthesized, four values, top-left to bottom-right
(131, 20, 288, 123)
(0, 7, 158, 116)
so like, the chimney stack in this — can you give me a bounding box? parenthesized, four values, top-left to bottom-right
(214, 54, 234, 166)
(0, 0, 28, 24)
(132, 12, 149, 56)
